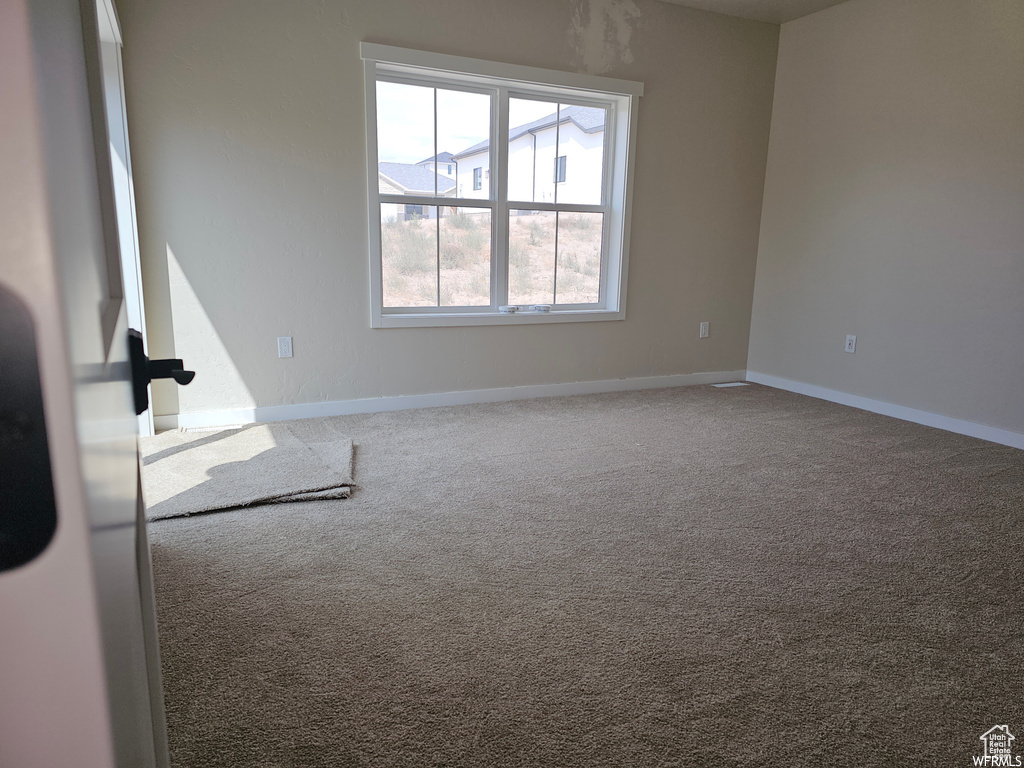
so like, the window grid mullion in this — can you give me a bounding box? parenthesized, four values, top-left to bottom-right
(504, 201, 606, 214)
(494, 86, 510, 308)
(379, 194, 495, 208)
(552, 211, 559, 305)
(436, 206, 441, 307)
(552, 104, 561, 305)
(434, 88, 440, 306)
(554, 103, 560, 205)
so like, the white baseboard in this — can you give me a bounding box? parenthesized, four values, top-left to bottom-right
(746, 371, 1024, 450)
(153, 370, 748, 432)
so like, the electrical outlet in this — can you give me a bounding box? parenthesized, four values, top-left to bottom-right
(278, 336, 293, 358)
(699, 321, 710, 339)
(845, 334, 857, 354)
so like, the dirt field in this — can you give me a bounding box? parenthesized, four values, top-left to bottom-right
(381, 210, 602, 307)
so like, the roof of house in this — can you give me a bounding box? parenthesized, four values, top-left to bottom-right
(378, 162, 457, 194)
(417, 151, 456, 164)
(452, 105, 605, 159)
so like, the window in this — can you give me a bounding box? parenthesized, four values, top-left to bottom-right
(362, 43, 643, 327)
(555, 155, 567, 183)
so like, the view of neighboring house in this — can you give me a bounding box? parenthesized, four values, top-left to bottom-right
(378, 161, 456, 221)
(416, 151, 457, 180)
(452, 105, 606, 205)
(379, 106, 605, 221)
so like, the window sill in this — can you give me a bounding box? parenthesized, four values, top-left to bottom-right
(374, 308, 625, 328)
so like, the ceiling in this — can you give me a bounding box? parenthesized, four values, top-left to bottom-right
(658, 0, 851, 25)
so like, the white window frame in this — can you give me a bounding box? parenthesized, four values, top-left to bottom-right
(361, 43, 643, 328)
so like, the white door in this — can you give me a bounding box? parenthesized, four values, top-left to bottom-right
(0, 1, 168, 766)
(97, 0, 154, 438)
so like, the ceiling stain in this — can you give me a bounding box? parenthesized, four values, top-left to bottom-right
(569, 0, 643, 74)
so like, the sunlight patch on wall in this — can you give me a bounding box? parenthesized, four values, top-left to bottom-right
(167, 245, 256, 414)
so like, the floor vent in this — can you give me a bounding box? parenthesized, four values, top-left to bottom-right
(712, 382, 750, 388)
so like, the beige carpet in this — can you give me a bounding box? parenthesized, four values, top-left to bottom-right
(147, 384, 1024, 767)
(141, 421, 354, 520)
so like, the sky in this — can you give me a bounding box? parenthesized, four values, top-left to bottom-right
(376, 82, 559, 164)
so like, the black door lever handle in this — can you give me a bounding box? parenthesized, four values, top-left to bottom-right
(168, 369, 196, 386)
(147, 357, 197, 385)
(128, 329, 195, 415)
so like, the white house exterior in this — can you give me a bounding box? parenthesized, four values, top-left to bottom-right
(378, 107, 605, 222)
(451, 105, 605, 206)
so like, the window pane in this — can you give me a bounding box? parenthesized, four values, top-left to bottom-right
(508, 209, 555, 305)
(438, 89, 491, 200)
(555, 213, 603, 304)
(376, 82, 436, 197)
(381, 204, 437, 307)
(555, 103, 606, 205)
(507, 100, 606, 205)
(507, 98, 560, 204)
(439, 207, 491, 307)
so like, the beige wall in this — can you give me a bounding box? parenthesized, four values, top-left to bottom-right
(116, 0, 778, 417)
(749, 0, 1024, 432)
